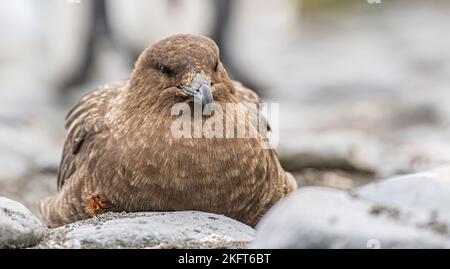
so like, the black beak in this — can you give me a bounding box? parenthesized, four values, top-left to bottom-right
(181, 73, 213, 112)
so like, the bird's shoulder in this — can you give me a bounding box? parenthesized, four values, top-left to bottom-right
(65, 84, 124, 130)
(232, 81, 261, 105)
(57, 83, 124, 189)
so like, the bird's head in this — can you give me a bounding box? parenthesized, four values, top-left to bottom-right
(128, 34, 234, 113)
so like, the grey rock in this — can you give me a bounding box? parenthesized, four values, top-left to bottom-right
(357, 166, 450, 235)
(251, 187, 450, 249)
(36, 211, 255, 249)
(0, 196, 45, 248)
(279, 130, 410, 177)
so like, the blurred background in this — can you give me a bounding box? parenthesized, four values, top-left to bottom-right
(1, 0, 450, 217)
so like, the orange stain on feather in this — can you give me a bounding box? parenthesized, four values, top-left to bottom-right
(85, 195, 107, 217)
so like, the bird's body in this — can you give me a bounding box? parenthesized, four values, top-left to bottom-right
(40, 34, 296, 227)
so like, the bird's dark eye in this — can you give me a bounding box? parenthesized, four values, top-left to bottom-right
(157, 64, 171, 76)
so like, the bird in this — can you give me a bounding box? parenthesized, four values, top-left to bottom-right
(40, 34, 297, 228)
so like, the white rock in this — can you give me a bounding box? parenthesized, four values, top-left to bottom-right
(36, 211, 255, 249)
(357, 166, 450, 233)
(251, 187, 450, 249)
(0, 197, 45, 248)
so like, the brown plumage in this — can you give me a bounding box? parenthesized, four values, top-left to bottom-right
(40, 34, 297, 228)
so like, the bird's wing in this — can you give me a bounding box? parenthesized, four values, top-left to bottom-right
(57, 85, 121, 190)
(233, 81, 271, 133)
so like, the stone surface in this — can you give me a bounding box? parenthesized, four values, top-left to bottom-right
(251, 171, 450, 248)
(357, 166, 450, 235)
(0, 196, 45, 248)
(36, 211, 255, 249)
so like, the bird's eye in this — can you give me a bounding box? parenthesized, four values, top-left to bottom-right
(157, 64, 171, 76)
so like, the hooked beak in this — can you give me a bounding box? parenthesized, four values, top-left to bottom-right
(181, 73, 213, 112)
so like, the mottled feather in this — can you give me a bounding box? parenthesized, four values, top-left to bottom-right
(57, 85, 122, 189)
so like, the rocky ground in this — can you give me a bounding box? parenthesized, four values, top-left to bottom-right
(1, 198, 255, 249)
(35, 211, 255, 249)
(2, 0, 450, 248)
